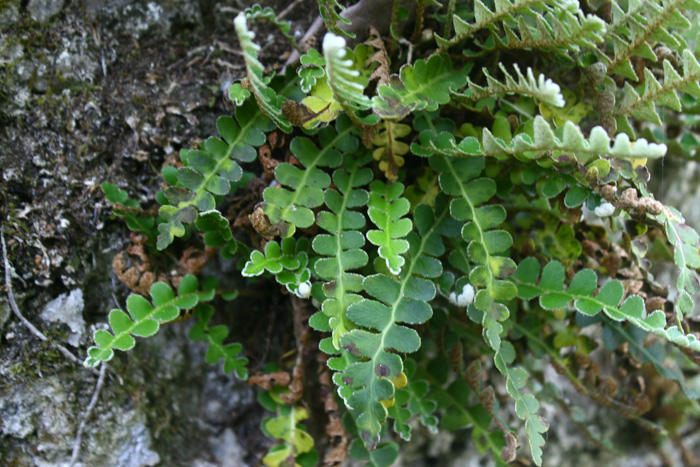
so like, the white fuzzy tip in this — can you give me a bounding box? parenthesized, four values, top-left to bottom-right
(295, 282, 312, 299)
(323, 33, 347, 57)
(458, 284, 475, 307)
(594, 202, 616, 217)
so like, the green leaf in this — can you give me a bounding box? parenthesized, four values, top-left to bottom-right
(84, 276, 214, 367)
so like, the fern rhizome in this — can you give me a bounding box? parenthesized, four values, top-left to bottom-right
(91, 1, 700, 465)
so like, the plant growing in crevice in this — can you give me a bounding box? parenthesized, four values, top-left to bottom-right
(91, 1, 700, 466)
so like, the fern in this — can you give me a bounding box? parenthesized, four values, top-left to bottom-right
(601, 0, 700, 81)
(615, 50, 700, 135)
(234, 13, 292, 132)
(414, 115, 667, 163)
(313, 150, 373, 348)
(372, 121, 410, 181)
(84, 275, 214, 367)
(189, 304, 248, 379)
(157, 101, 271, 250)
(366, 181, 413, 275)
(338, 200, 453, 449)
(261, 116, 353, 237)
(323, 33, 378, 129)
(452, 64, 565, 108)
(317, 0, 353, 37)
(372, 54, 468, 120)
(430, 156, 516, 351)
(242, 237, 312, 298)
(513, 258, 700, 353)
(94, 2, 700, 466)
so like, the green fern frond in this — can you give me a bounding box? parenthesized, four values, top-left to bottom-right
(189, 304, 248, 379)
(244, 4, 297, 47)
(313, 151, 373, 348)
(372, 54, 470, 120)
(413, 115, 667, 163)
(615, 50, 700, 134)
(601, 0, 700, 81)
(337, 200, 452, 450)
(452, 64, 565, 108)
(157, 100, 271, 250)
(243, 237, 312, 298)
(323, 33, 378, 129)
(262, 115, 355, 237)
(234, 13, 292, 132)
(317, 0, 353, 37)
(366, 181, 413, 275)
(434, 0, 560, 52)
(430, 156, 517, 351)
(494, 342, 548, 465)
(84, 275, 214, 367)
(513, 258, 700, 354)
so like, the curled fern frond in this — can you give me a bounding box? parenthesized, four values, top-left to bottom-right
(323, 33, 378, 129)
(452, 64, 565, 108)
(413, 115, 667, 163)
(234, 13, 292, 132)
(84, 275, 214, 367)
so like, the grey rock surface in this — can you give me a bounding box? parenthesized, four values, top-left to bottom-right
(41, 289, 86, 347)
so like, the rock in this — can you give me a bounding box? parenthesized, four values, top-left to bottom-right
(27, 0, 65, 23)
(41, 289, 85, 347)
(209, 428, 248, 467)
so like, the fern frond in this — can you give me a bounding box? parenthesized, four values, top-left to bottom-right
(366, 181, 414, 275)
(260, 389, 316, 466)
(157, 101, 271, 250)
(372, 121, 411, 181)
(372, 54, 470, 120)
(656, 204, 700, 324)
(494, 342, 548, 465)
(262, 115, 355, 237)
(313, 151, 373, 348)
(244, 4, 297, 47)
(101, 182, 156, 240)
(323, 33, 378, 129)
(434, 0, 560, 52)
(513, 258, 700, 353)
(189, 304, 248, 379)
(234, 13, 292, 132)
(615, 51, 700, 133)
(243, 238, 312, 298)
(298, 48, 326, 93)
(84, 275, 214, 367)
(453, 64, 565, 108)
(317, 0, 353, 37)
(430, 156, 517, 351)
(602, 0, 700, 81)
(337, 200, 452, 450)
(413, 115, 667, 163)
